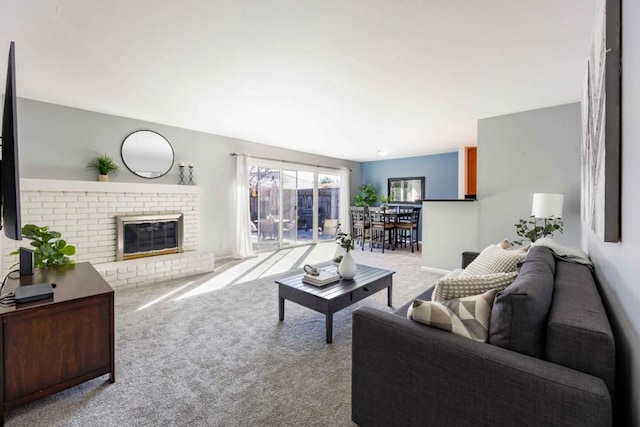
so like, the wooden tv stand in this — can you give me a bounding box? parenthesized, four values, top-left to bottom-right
(0, 262, 115, 423)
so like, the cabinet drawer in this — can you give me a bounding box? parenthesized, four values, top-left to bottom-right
(351, 282, 388, 304)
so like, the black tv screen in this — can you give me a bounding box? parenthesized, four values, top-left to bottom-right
(1, 41, 22, 241)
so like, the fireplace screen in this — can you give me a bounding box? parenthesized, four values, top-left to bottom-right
(116, 213, 183, 260)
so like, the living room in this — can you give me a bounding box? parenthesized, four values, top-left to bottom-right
(1, 0, 638, 426)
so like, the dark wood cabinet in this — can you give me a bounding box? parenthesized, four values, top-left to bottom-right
(0, 262, 114, 422)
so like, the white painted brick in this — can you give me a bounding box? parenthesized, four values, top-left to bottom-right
(66, 213, 88, 220)
(88, 202, 109, 209)
(77, 219, 98, 225)
(42, 202, 67, 209)
(30, 195, 55, 202)
(78, 241, 100, 249)
(89, 213, 109, 219)
(78, 196, 99, 202)
(57, 196, 78, 202)
(76, 208, 98, 214)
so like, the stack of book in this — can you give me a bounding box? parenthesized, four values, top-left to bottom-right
(302, 269, 341, 286)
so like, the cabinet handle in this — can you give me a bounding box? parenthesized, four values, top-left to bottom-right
(363, 287, 370, 292)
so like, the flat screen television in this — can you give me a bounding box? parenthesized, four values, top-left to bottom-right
(1, 41, 22, 241)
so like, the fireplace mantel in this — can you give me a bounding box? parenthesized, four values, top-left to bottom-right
(20, 178, 200, 194)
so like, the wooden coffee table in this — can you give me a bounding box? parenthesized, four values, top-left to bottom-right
(276, 264, 394, 343)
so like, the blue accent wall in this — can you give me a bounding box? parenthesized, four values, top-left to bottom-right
(360, 151, 459, 200)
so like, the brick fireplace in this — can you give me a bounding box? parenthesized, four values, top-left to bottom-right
(3, 179, 214, 289)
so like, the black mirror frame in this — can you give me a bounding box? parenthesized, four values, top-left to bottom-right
(120, 130, 175, 179)
(387, 176, 425, 203)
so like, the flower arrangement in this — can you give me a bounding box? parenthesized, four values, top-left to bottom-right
(335, 224, 355, 252)
(333, 224, 355, 263)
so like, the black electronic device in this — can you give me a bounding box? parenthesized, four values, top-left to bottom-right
(19, 247, 34, 276)
(1, 41, 23, 241)
(14, 283, 54, 304)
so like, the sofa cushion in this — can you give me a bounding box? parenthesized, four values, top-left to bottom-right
(546, 260, 615, 395)
(461, 243, 527, 277)
(489, 246, 555, 358)
(433, 271, 517, 302)
(408, 289, 498, 342)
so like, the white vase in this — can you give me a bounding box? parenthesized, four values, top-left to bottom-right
(338, 251, 357, 280)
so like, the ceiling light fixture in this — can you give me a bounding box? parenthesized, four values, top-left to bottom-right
(377, 150, 389, 157)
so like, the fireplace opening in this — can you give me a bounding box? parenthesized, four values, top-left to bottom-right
(116, 213, 183, 261)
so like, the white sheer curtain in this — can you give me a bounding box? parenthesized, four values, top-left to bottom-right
(339, 168, 351, 233)
(233, 154, 255, 259)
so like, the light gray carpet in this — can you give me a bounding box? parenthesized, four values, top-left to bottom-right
(6, 247, 442, 426)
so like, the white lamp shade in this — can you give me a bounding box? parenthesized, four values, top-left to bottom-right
(531, 193, 564, 218)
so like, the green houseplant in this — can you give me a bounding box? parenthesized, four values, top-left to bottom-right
(87, 153, 119, 181)
(378, 194, 392, 209)
(354, 183, 380, 208)
(10, 224, 76, 268)
(512, 217, 564, 246)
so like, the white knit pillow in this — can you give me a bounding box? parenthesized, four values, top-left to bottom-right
(433, 271, 518, 302)
(461, 244, 526, 277)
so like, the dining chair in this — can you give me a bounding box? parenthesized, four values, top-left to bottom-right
(369, 207, 395, 253)
(395, 207, 421, 252)
(322, 218, 339, 238)
(349, 206, 369, 250)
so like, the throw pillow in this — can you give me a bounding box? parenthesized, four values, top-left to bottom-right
(440, 268, 464, 281)
(489, 246, 555, 358)
(408, 289, 498, 342)
(433, 271, 518, 302)
(460, 243, 526, 277)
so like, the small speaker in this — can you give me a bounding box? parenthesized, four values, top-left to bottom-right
(19, 247, 34, 276)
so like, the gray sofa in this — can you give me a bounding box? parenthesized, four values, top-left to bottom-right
(352, 246, 615, 426)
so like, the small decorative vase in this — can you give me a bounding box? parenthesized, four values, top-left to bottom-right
(98, 174, 109, 182)
(339, 251, 357, 280)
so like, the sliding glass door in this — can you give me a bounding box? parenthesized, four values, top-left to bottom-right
(318, 173, 341, 241)
(283, 170, 315, 245)
(248, 161, 346, 252)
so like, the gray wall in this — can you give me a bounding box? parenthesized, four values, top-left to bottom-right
(13, 98, 361, 256)
(477, 103, 582, 248)
(582, 1, 640, 424)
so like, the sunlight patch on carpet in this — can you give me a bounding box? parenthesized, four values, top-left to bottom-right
(136, 281, 194, 311)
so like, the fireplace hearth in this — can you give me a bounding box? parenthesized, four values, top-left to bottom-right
(116, 213, 183, 261)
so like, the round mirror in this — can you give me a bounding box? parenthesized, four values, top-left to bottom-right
(121, 130, 174, 178)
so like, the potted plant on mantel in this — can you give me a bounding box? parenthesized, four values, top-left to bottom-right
(87, 153, 119, 182)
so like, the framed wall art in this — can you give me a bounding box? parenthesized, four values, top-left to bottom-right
(581, 0, 621, 242)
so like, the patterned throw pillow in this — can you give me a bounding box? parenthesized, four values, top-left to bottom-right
(433, 271, 518, 302)
(407, 289, 498, 342)
(460, 244, 526, 277)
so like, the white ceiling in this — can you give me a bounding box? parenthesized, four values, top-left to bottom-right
(1, 0, 597, 162)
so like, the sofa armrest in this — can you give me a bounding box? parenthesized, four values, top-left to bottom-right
(352, 307, 611, 427)
(461, 251, 479, 269)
